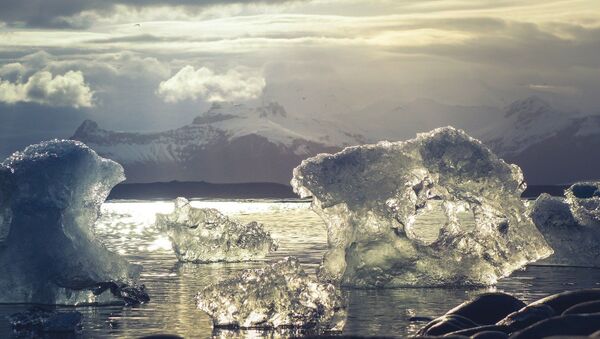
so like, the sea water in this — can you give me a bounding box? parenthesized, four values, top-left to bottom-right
(1, 199, 600, 338)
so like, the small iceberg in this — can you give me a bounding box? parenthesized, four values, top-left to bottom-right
(291, 127, 552, 287)
(0, 140, 147, 305)
(155, 197, 277, 263)
(531, 182, 600, 267)
(196, 257, 346, 332)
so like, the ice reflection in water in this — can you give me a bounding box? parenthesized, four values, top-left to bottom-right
(1, 199, 600, 338)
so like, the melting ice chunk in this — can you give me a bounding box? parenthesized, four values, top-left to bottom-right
(0, 140, 144, 305)
(291, 127, 552, 287)
(155, 197, 277, 263)
(531, 184, 600, 267)
(195, 257, 346, 331)
(566, 182, 600, 226)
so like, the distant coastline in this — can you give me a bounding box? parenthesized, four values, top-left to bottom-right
(106, 180, 569, 200)
(107, 180, 299, 200)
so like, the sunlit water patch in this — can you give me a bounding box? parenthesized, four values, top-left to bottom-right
(1, 199, 600, 338)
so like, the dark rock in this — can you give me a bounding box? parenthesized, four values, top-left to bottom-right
(496, 304, 555, 332)
(528, 289, 600, 314)
(509, 314, 600, 338)
(92, 281, 150, 305)
(471, 330, 509, 339)
(446, 292, 526, 325)
(119, 284, 150, 305)
(417, 314, 479, 336)
(562, 300, 600, 315)
(412, 336, 468, 339)
(447, 325, 509, 337)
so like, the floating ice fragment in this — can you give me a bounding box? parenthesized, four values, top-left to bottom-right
(531, 183, 600, 267)
(0, 140, 145, 305)
(195, 257, 346, 332)
(291, 127, 552, 287)
(566, 182, 600, 226)
(155, 197, 277, 262)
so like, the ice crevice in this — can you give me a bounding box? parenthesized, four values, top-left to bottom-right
(291, 126, 553, 288)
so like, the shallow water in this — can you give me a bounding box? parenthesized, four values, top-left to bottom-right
(1, 199, 600, 338)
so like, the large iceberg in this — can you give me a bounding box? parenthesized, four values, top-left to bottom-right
(0, 140, 146, 305)
(291, 127, 552, 287)
(155, 197, 277, 263)
(531, 182, 600, 267)
(196, 257, 346, 332)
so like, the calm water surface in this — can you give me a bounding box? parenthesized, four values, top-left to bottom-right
(1, 199, 600, 338)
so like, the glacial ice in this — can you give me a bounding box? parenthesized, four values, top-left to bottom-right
(155, 197, 277, 263)
(565, 182, 600, 226)
(0, 140, 145, 305)
(196, 257, 346, 331)
(531, 183, 600, 267)
(291, 126, 553, 287)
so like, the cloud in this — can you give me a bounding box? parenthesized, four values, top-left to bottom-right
(157, 66, 265, 103)
(0, 70, 94, 108)
(0, 0, 303, 28)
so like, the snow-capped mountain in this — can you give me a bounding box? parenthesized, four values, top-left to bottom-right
(477, 96, 576, 156)
(71, 102, 367, 184)
(346, 95, 600, 184)
(72, 97, 600, 186)
(475, 96, 600, 184)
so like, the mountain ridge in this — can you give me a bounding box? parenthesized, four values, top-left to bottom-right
(72, 97, 600, 185)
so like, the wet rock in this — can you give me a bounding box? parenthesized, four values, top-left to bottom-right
(447, 325, 509, 337)
(528, 289, 600, 314)
(471, 331, 509, 339)
(562, 300, 600, 315)
(446, 292, 526, 325)
(496, 304, 555, 332)
(417, 314, 480, 336)
(509, 314, 600, 338)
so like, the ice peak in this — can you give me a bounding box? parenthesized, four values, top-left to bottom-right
(72, 119, 100, 139)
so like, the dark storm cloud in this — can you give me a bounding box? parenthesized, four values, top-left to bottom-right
(0, 0, 303, 28)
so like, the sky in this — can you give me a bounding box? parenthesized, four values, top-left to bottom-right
(0, 0, 599, 157)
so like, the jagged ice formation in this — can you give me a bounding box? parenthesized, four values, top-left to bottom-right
(291, 127, 552, 287)
(531, 182, 600, 267)
(155, 197, 277, 263)
(0, 140, 145, 305)
(196, 257, 346, 331)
